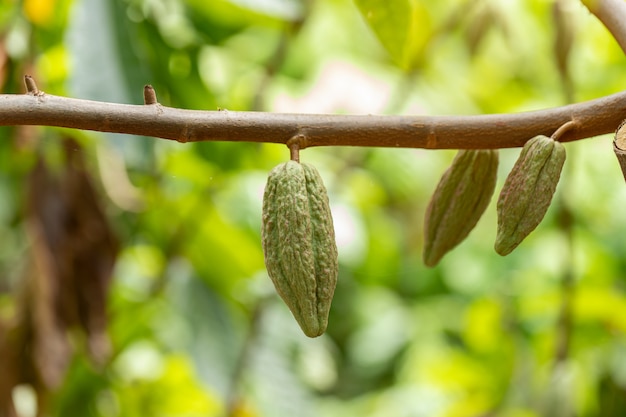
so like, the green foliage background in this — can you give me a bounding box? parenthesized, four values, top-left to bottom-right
(2, 0, 626, 416)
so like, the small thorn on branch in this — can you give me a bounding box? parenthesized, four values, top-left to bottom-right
(24, 75, 40, 95)
(143, 85, 158, 105)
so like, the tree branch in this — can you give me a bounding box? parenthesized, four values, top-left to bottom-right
(613, 120, 626, 181)
(582, 0, 626, 55)
(1, 83, 626, 149)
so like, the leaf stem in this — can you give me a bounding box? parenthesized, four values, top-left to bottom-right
(551, 120, 578, 141)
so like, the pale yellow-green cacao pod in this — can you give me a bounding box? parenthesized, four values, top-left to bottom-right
(495, 135, 566, 256)
(261, 161, 338, 337)
(423, 149, 499, 267)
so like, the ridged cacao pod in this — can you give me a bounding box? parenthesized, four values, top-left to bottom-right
(423, 149, 499, 267)
(261, 161, 338, 337)
(495, 135, 566, 256)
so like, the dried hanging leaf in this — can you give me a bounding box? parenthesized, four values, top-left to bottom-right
(0, 137, 119, 415)
(0, 320, 20, 417)
(60, 139, 118, 363)
(552, 0, 576, 100)
(464, 4, 496, 56)
(552, 0, 575, 79)
(26, 158, 74, 389)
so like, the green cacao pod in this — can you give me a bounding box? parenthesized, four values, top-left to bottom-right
(261, 161, 338, 337)
(423, 149, 499, 267)
(495, 135, 566, 256)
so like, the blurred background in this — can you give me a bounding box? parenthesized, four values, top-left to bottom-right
(1, 0, 626, 416)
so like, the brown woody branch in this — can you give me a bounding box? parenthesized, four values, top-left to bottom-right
(613, 120, 626, 181)
(582, 0, 626, 55)
(1, 80, 626, 149)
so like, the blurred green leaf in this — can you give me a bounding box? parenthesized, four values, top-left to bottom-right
(354, 0, 431, 69)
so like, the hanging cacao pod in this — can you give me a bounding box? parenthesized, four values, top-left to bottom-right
(261, 161, 338, 337)
(495, 135, 566, 255)
(423, 149, 499, 266)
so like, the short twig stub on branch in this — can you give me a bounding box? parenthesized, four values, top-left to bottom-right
(143, 85, 158, 105)
(24, 75, 42, 96)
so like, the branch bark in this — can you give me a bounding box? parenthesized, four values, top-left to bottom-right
(613, 120, 626, 181)
(582, 0, 626, 55)
(1, 86, 626, 149)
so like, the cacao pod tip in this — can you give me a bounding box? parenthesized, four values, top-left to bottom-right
(422, 249, 441, 268)
(300, 320, 326, 338)
(494, 239, 515, 256)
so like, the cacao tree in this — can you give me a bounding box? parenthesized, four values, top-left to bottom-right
(1, 0, 626, 416)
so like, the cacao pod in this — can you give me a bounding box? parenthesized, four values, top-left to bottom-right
(495, 135, 566, 256)
(261, 161, 338, 337)
(423, 149, 499, 267)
